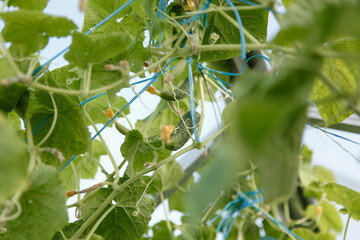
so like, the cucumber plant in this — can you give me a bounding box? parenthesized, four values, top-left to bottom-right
(0, 0, 360, 240)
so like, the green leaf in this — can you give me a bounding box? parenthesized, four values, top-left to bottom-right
(177, 224, 216, 240)
(200, 0, 268, 61)
(81, 188, 112, 219)
(0, 83, 27, 113)
(59, 140, 106, 191)
(29, 80, 90, 169)
(64, 32, 131, 69)
(135, 101, 181, 137)
(151, 221, 174, 240)
(324, 183, 360, 220)
(315, 233, 336, 240)
(84, 94, 129, 125)
(2, 166, 67, 240)
(305, 201, 343, 232)
(293, 228, 335, 240)
(282, 0, 294, 8)
(1, 10, 77, 54)
(52, 221, 103, 240)
(301, 144, 313, 163)
(311, 40, 360, 126)
(8, 0, 49, 11)
(293, 228, 315, 240)
(120, 130, 171, 176)
(151, 160, 184, 193)
(95, 178, 156, 240)
(82, 0, 145, 36)
(0, 114, 27, 204)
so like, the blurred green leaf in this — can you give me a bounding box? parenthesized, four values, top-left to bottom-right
(311, 40, 360, 126)
(324, 183, 360, 220)
(151, 221, 174, 240)
(0, 114, 27, 204)
(305, 201, 342, 232)
(8, 0, 49, 11)
(151, 160, 184, 193)
(169, 175, 194, 212)
(177, 224, 216, 240)
(233, 57, 321, 202)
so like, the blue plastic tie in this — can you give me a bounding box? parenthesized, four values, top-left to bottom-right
(32, 0, 136, 76)
(187, 57, 200, 142)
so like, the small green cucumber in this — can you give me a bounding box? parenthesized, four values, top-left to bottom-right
(165, 111, 200, 151)
(160, 78, 189, 101)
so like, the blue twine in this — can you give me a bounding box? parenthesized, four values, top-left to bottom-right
(224, 0, 246, 60)
(32, 0, 136, 76)
(208, 190, 302, 240)
(237, 191, 303, 240)
(24, 114, 54, 143)
(208, 190, 263, 239)
(179, 0, 213, 27)
(78, 92, 107, 106)
(202, 55, 271, 77)
(306, 122, 360, 146)
(58, 58, 175, 174)
(196, 62, 233, 96)
(187, 57, 200, 142)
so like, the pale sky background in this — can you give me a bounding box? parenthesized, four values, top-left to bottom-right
(2, 0, 360, 239)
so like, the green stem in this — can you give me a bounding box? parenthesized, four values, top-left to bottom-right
(160, 191, 174, 240)
(343, 214, 351, 240)
(35, 93, 58, 149)
(197, 78, 205, 138)
(84, 110, 120, 184)
(82, 64, 92, 97)
(84, 205, 115, 240)
(71, 144, 195, 239)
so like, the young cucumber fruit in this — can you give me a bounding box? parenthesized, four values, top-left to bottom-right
(165, 111, 200, 151)
(160, 78, 189, 101)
